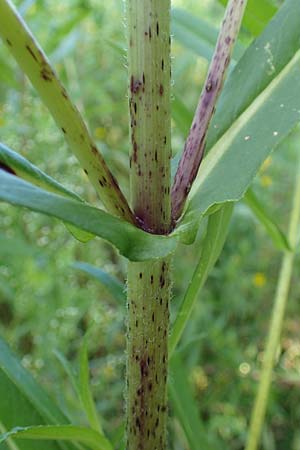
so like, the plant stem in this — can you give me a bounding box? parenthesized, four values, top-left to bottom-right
(171, 0, 247, 221)
(0, 0, 134, 223)
(245, 153, 300, 450)
(126, 1, 172, 449)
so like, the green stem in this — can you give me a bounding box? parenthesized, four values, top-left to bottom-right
(245, 154, 300, 450)
(127, 0, 171, 234)
(127, 259, 171, 450)
(126, 1, 172, 449)
(0, 0, 134, 223)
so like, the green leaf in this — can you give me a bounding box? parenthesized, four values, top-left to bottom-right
(0, 171, 177, 261)
(219, 0, 277, 36)
(0, 337, 76, 450)
(170, 204, 233, 356)
(244, 188, 291, 251)
(0, 143, 93, 243)
(0, 426, 113, 450)
(78, 340, 102, 433)
(180, 0, 300, 233)
(169, 354, 222, 450)
(53, 351, 78, 397)
(73, 262, 126, 304)
(171, 7, 244, 61)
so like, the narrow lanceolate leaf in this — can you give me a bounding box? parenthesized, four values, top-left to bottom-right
(78, 340, 102, 433)
(0, 142, 94, 242)
(169, 204, 233, 356)
(0, 426, 113, 450)
(169, 355, 222, 450)
(179, 0, 300, 234)
(0, 0, 134, 223)
(0, 143, 81, 201)
(73, 262, 126, 304)
(244, 189, 290, 251)
(0, 171, 177, 261)
(171, 0, 247, 221)
(0, 337, 76, 450)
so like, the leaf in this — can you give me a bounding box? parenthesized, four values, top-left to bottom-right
(0, 426, 113, 450)
(73, 262, 126, 304)
(0, 171, 177, 262)
(0, 337, 76, 450)
(244, 188, 291, 251)
(171, 7, 245, 61)
(0, 143, 94, 243)
(169, 204, 233, 356)
(0, 0, 134, 222)
(53, 351, 78, 397)
(78, 340, 102, 433)
(180, 0, 300, 233)
(169, 354, 222, 450)
(219, 0, 277, 36)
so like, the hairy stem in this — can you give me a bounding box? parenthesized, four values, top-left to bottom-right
(171, 0, 247, 221)
(126, 1, 172, 449)
(245, 152, 300, 450)
(127, 259, 171, 450)
(0, 0, 134, 223)
(127, 0, 171, 234)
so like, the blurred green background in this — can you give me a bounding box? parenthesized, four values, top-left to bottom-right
(0, 1, 299, 449)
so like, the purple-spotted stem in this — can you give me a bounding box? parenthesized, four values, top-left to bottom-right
(171, 0, 248, 222)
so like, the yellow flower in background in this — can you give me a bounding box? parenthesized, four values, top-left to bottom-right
(260, 175, 273, 187)
(190, 366, 208, 392)
(94, 127, 107, 140)
(103, 363, 116, 381)
(253, 272, 266, 288)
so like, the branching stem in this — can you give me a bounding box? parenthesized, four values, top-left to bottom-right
(171, 0, 247, 221)
(0, 0, 134, 223)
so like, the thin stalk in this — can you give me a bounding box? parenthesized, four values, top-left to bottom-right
(171, 0, 247, 221)
(0, 0, 134, 223)
(126, 1, 172, 449)
(245, 155, 300, 450)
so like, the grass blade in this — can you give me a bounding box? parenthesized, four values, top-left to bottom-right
(78, 340, 102, 433)
(169, 203, 233, 356)
(0, 426, 113, 450)
(244, 188, 290, 251)
(73, 262, 126, 304)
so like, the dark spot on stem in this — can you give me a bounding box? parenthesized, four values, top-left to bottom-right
(40, 66, 53, 82)
(156, 22, 159, 36)
(6, 38, 12, 46)
(26, 45, 38, 62)
(159, 84, 164, 96)
(61, 127, 66, 134)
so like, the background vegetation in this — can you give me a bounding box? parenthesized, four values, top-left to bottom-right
(0, 0, 299, 448)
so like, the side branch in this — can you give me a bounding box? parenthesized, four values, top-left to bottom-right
(0, 0, 135, 223)
(171, 0, 247, 221)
